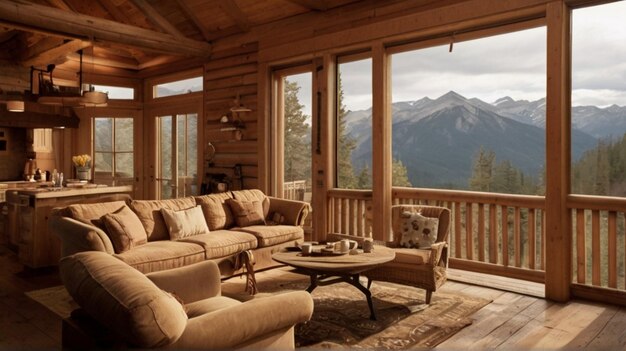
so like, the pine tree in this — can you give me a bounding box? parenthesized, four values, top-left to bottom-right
(469, 147, 495, 191)
(283, 79, 311, 185)
(336, 73, 358, 188)
(392, 158, 412, 187)
(356, 165, 372, 189)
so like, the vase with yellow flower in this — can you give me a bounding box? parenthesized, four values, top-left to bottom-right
(72, 154, 92, 181)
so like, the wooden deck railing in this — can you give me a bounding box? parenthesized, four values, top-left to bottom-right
(327, 189, 372, 238)
(568, 195, 626, 296)
(326, 188, 626, 297)
(327, 187, 546, 283)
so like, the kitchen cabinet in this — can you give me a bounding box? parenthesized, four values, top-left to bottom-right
(6, 185, 132, 268)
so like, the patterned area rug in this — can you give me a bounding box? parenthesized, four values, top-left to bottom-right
(227, 274, 491, 349)
(26, 275, 490, 349)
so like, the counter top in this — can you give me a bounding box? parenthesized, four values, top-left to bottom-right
(0, 181, 55, 188)
(8, 185, 133, 199)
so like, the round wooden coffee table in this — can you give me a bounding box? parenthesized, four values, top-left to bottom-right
(272, 245, 395, 320)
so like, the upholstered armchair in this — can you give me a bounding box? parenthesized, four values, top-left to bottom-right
(364, 204, 451, 304)
(59, 251, 314, 349)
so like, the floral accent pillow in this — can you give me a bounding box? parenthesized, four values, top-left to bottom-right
(399, 211, 439, 249)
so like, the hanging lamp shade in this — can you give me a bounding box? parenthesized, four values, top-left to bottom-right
(81, 91, 108, 107)
(6, 100, 25, 112)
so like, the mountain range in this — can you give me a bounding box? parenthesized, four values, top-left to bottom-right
(344, 91, 622, 187)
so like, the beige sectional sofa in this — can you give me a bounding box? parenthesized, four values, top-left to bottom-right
(49, 189, 309, 277)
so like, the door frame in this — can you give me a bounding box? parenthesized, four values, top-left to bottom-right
(144, 93, 203, 200)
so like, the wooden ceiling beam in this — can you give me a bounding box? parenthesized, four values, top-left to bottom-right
(21, 39, 92, 68)
(66, 51, 139, 70)
(0, 0, 211, 57)
(0, 29, 18, 44)
(218, 0, 251, 32)
(0, 108, 80, 129)
(20, 37, 64, 62)
(128, 0, 185, 38)
(285, 0, 329, 11)
(173, 0, 212, 42)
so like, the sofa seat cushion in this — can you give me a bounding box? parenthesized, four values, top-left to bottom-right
(185, 296, 241, 319)
(129, 197, 196, 241)
(114, 241, 205, 273)
(59, 251, 188, 348)
(194, 193, 234, 230)
(393, 248, 431, 265)
(236, 225, 303, 247)
(179, 230, 258, 259)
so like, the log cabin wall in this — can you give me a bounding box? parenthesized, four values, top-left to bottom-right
(203, 43, 259, 191)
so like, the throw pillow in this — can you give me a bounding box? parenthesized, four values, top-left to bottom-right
(398, 211, 439, 249)
(227, 198, 265, 227)
(266, 212, 285, 225)
(101, 205, 148, 253)
(160, 206, 210, 240)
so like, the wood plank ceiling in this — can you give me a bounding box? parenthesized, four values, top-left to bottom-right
(0, 0, 362, 86)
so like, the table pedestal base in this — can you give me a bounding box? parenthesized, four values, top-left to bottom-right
(306, 272, 376, 320)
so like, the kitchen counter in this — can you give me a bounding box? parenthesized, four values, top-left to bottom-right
(5, 184, 133, 268)
(11, 185, 133, 198)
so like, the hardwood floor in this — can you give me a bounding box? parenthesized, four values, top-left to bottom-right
(1, 245, 625, 350)
(0, 246, 62, 350)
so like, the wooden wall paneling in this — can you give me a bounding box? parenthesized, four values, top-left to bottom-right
(258, 63, 272, 194)
(255, 0, 548, 63)
(204, 44, 259, 192)
(371, 42, 391, 242)
(545, 1, 572, 302)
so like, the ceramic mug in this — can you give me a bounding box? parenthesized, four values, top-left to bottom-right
(363, 239, 374, 253)
(301, 243, 312, 255)
(340, 239, 358, 253)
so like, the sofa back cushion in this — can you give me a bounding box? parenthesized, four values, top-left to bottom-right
(68, 201, 127, 225)
(232, 189, 270, 218)
(227, 198, 265, 227)
(101, 205, 148, 253)
(194, 193, 234, 230)
(129, 197, 196, 241)
(59, 251, 188, 348)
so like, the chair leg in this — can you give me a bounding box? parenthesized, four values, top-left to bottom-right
(425, 290, 433, 304)
(367, 278, 373, 289)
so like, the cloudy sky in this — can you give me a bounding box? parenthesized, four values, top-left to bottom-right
(288, 1, 626, 116)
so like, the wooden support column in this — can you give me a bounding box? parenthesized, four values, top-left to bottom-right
(311, 56, 334, 242)
(371, 42, 392, 241)
(257, 62, 271, 194)
(545, 1, 571, 302)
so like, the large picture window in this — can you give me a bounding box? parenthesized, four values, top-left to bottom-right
(389, 27, 548, 195)
(571, 1, 626, 197)
(94, 117, 134, 185)
(336, 56, 372, 189)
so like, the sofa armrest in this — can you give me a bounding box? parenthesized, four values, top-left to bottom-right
(48, 216, 114, 256)
(429, 241, 448, 266)
(146, 260, 221, 303)
(267, 196, 310, 226)
(172, 291, 313, 349)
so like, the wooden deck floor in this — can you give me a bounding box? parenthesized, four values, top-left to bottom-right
(1, 244, 625, 350)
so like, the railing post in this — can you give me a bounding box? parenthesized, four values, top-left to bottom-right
(545, 1, 572, 302)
